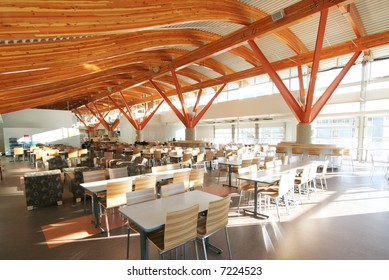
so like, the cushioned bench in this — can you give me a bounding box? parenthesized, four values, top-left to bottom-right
(24, 169, 63, 210)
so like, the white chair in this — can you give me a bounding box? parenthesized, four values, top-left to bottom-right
(316, 160, 329, 190)
(259, 169, 297, 221)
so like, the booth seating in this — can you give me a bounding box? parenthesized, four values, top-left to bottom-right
(24, 169, 63, 210)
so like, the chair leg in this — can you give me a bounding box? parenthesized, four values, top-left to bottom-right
(83, 193, 87, 214)
(126, 227, 131, 259)
(202, 238, 208, 260)
(224, 227, 232, 260)
(104, 209, 110, 237)
(194, 239, 199, 260)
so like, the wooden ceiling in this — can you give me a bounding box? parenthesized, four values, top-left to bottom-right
(1, 0, 389, 118)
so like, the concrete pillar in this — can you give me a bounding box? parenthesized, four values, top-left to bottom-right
(136, 130, 144, 142)
(231, 124, 236, 143)
(296, 123, 312, 144)
(185, 127, 196, 140)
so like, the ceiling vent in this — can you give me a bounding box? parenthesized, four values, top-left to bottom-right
(271, 9, 285, 21)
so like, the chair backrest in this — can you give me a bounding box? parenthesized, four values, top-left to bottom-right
(248, 164, 257, 175)
(189, 168, 205, 189)
(135, 176, 156, 191)
(14, 147, 24, 156)
(297, 165, 310, 184)
(251, 157, 261, 169)
(106, 179, 133, 208)
(321, 160, 329, 174)
(164, 204, 199, 251)
(241, 159, 252, 168)
(67, 149, 79, 159)
(308, 163, 319, 180)
(153, 150, 162, 160)
(203, 195, 230, 236)
(126, 188, 156, 206)
(173, 169, 191, 189)
(278, 169, 297, 196)
(195, 153, 205, 163)
(83, 169, 106, 183)
(108, 166, 128, 179)
(205, 151, 214, 161)
(265, 160, 275, 169)
(182, 153, 192, 163)
(160, 182, 186, 197)
(78, 148, 88, 157)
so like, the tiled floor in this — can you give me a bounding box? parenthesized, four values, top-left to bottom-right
(1, 156, 389, 260)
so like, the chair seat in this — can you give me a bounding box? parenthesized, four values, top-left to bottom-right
(146, 228, 166, 251)
(197, 215, 207, 236)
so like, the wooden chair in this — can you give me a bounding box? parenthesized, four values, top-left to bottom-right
(172, 169, 191, 190)
(236, 166, 254, 211)
(98, 179, 132, 237)
(180, 153, 193, 168)
(82, 169, 107, 213)
(197, 195, 232, 260)
(153, 149, 163, 166)
(193, 152, 206, 171)
(217, 157, 228, 184)
(126, 188, 156, 259)
(160, 182, 186, 198)
(13, 147, 25, 162)
(146, 204, 200, 259)
(189, 167, 205, 190)
(134, 176, 156, 192)
(204, 150, 216, 170)
(108, 166, 128, 179)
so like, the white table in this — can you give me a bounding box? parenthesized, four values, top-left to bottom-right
(237, 160, 322, 219)
(81, 175, 142, 231)
(119, 190, 222, 259)
(218, 159, 242, 188)
(146, 167, 191, 181)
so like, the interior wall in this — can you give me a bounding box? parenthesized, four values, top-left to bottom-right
(1, 109, 81, 155)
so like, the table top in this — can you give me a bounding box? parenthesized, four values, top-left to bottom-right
(238, 159, 322, 183)
(119, 190, 222, 232)
(81, 175, 142, 193)
(218, 159, 242, 166)
(146, 167, 191, 181)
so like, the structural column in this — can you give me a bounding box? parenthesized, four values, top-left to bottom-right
(296, 123, 312, 144)
(185, 127, 196, 140)
(136, 130, 144, 142)
(357, 53, 371, 161)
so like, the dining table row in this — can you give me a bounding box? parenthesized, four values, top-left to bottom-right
(80, 164, 228, 260)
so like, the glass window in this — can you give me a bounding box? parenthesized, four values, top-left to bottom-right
(313, 117, 358, 148)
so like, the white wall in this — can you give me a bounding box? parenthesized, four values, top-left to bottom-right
(1, 109, 81, 155)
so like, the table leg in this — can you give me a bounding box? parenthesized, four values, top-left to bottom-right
(222, 165, 237, 188)
(140, 230, 148, 260)
(205, 237, 223, 254)
(243, 182, 269, 219)
(91, 192, 105, 232)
